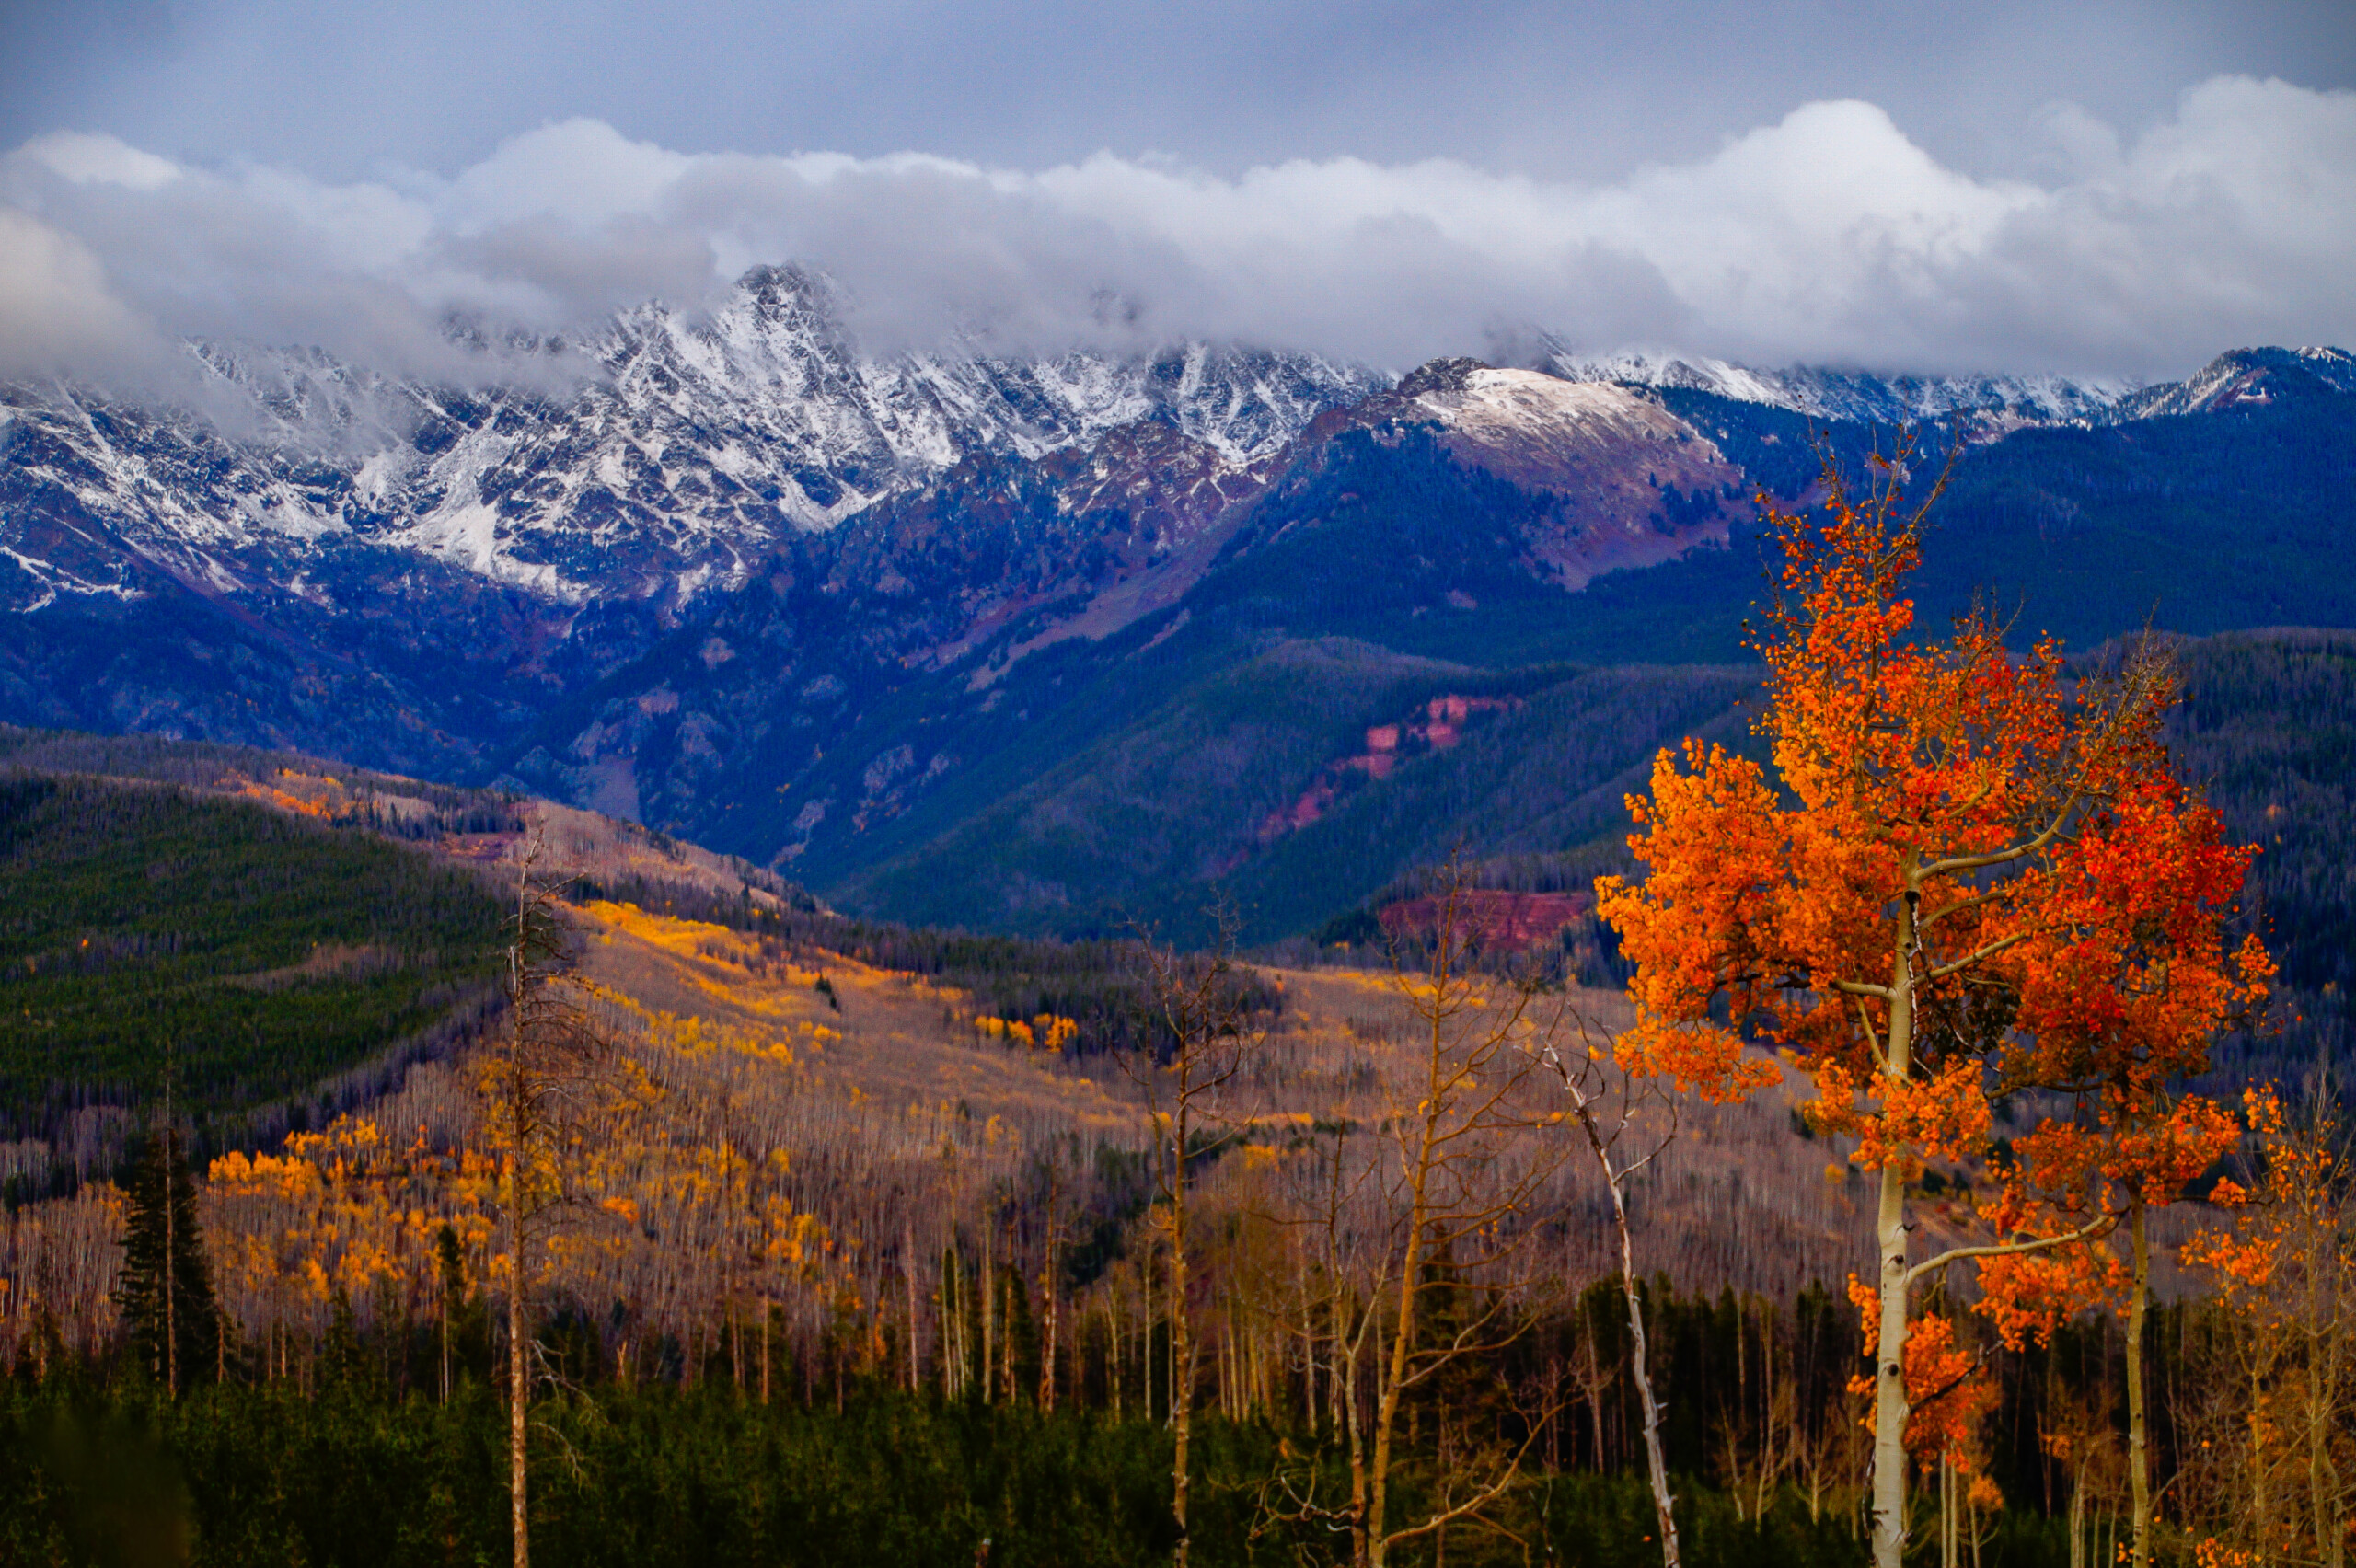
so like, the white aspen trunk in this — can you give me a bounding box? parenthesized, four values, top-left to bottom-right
(1563, 1054, 1680, 1565)
(1614, 1165, 1680, 1566)
(1109, 1293, 1124, 1421)
(1941, 1455, 1958, 1568)
(1000, 1235, 1015, 1401)
(905, 1228, 920, 1395)
(1870, 887, 1920, 1568)
(1871, 1156, 1911, 1568)
(2067, 1462, 2085, 1568)
(1299, 1263, 1317, 1429)
(1344, 1297, 1370, 1568)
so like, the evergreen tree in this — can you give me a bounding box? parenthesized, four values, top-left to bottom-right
(111, 1123, 221, 1394)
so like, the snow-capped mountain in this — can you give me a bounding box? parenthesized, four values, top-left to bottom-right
(0, 265, 1384, 614)
(10, 259, 2334, 632)
(2112, 346, 2356, 419)
(5, 265, 2349, 843)
(1536, 345, 2140, 426)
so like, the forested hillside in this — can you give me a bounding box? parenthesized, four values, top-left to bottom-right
(0, 776, 504, 1154)
(468, 378, 2356, 942)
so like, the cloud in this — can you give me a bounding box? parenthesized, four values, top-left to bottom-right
(0, 205, 159, 382)
(1, 77, 2350, 390)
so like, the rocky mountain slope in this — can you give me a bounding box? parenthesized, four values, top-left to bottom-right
(0, 267, 1380, 613)
(5, 271, 2353, 942)
(1537, 344, 2140, 426)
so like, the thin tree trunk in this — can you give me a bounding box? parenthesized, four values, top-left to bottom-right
(1041, 1254, 1059, 1412)
(905, 1227, 920, 1395)
(2306, 1245, 2345, 1568)
(1557, 1050, 1680, 1565)
(944, 1245, 962, 1400)
(1343, 1296, 1370, 1568)
(2250, 1356, 2268, 1566)
(1299, 1263, 1318, 1430)
(1602, 1135, 1679, 1566)
(163, 1122, 178, 1397)
(2127, 1200, 2152, 1568)
(508, 1184, 529, 1568)
(1172, 1175, 1192, 1568)
(1943, 1455, 1959, 1568)
(1871, 897, 1919, 1568)
(1368, 1114, 1440, 1568)
(2068, 1463, 2085, 1568)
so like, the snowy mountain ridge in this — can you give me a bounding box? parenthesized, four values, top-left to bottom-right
(1536, 345, 2142, 425)
(4, 258, 2344, 631)
(0, 265, 1384, 611)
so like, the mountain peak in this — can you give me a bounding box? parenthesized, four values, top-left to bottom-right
(2119, 345, 2356, 418)
(1395, 357, 1494, 398)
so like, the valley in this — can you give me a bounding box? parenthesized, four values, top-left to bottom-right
(9, 274, 2350, 963)
(3, 302, 2352, 1567)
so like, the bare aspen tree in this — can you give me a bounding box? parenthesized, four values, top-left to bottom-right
(1128, 914, 1262, 1568)
(1528, 1008, 1690, 1567)
(1264, 872, 1567, 1568)
(481, 833, 606, 1568)
(1039, 1155, 1064, 1412)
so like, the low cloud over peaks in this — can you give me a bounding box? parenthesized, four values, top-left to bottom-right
(3, 77, 2351, 389)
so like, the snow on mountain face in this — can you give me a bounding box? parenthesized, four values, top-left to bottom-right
(1405, 364, 1707, 458)
(1535, 346, 2141, 425)
(0, 266, 1384, 613)
(1269, 359, 1747, 594)
(2114, 347, 2356, 418)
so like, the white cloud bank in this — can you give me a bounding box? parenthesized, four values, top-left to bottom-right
(1, 75, 2350, 387)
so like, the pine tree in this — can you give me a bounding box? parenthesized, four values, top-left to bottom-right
(112, 1123, 221, 1395)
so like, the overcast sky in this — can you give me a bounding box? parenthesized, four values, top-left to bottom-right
(3, 0, 2351, 385)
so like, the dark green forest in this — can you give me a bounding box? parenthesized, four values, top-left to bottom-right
(0, 1276, 2137, 1568)
(0, 775, 503, 1147)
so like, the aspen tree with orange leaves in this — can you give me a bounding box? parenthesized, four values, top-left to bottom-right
(2184, 1085, 2355, 1568)
(1595, 432, 2271, 1568)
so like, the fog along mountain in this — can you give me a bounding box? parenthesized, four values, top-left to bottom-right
(4, 264, 2353, 942)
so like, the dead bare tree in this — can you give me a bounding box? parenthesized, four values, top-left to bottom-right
(1527, 1004, 1688, 1567)
(1126, 911, 1264, 1568)
(1262, 870, 1568, 1568)
(481, 833, 607, 1568)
